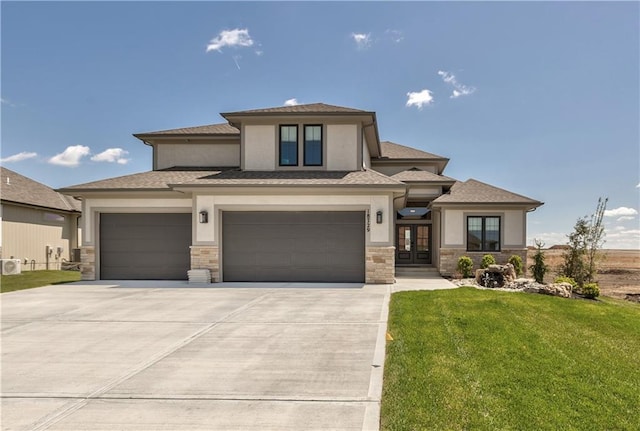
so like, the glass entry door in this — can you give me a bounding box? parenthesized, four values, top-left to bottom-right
(396, 225, 431, 264)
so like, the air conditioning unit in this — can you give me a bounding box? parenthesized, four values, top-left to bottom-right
(1, 259, 22, 275)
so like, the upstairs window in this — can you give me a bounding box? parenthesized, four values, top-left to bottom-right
(467, 216, 501, 251)
(304, 125, 322, 166)
(279, 125, 298, 166)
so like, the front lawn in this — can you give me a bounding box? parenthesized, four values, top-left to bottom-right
(1, 270, 81, 293)
(381, 287, 640, 431)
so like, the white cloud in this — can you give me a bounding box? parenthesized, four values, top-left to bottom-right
(438, 70, 476, 99)
(385, 29, 404, 43)
(284, 98, 299, 107)
(1, 97, 15, 107)
(617, 216, 636, 222)
(351, 33, 372, 50)
(605, 228, 640, 249)
(48, 145, 90, 167)
(0, 151, 38, 163)
(604, 207, 638, 217)
(636, 182, 640, 188)
(91, 148, 130, 165)
(527, 232, 566, 248)
(206, 28, 254, 53)
(406, 89, 434, 109)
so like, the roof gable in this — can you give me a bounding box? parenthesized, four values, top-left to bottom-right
(0, 167, 81, 212)
(432, 179, 542, 206)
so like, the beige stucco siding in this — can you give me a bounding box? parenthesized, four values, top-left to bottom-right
(156, 142, 239, 170)
(1, 204, 79, 269)
(362, 135, 371, 169)
(407, 186, 442, 200)
(504, 210, 525, 246)
(442, 209, 465, 246)
(326, 124, 358, 171)
(243, 125, 276, 170)
(194, 193, 394, 247)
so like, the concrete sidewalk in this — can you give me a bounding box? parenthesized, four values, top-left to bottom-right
(1, 283, 390, 431)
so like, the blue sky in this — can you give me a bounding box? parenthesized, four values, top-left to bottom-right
(2, 1, 639, 249)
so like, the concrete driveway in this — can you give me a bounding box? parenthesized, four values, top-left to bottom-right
(1, 282, 390, 431)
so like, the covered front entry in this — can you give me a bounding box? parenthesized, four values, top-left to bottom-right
(100, 213, 191, 280)
(396, 224, 431, 265)
(222, 211, 365, 282)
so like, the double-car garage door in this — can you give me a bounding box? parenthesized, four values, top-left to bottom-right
(100, 211, 365, 282)
(223, 211, 365, 282)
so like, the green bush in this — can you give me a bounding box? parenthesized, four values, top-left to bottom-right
(582, 283, 600, 299)
(529, 240, 548, 284)
(554, 276, 578, 289)
(481, 254, 496, 269)
(508, 255, 523, 276)
(457, 256, 474, 278)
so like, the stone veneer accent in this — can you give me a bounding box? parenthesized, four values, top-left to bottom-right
(80, 246, 96, 281)
(366, 246, 395, 284)
(439, 248, 528, 277)
(190, 245, 220, 282)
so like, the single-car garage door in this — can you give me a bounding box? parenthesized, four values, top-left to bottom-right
(100, 213, 191, 280)
(223, 211, 365, 282)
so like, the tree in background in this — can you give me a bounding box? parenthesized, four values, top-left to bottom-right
(560, 197, 608, 287)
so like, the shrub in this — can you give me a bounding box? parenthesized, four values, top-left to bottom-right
(554, 276, 578, 289)
(457, 256, 474, 278)
(508, 255, 523, 276)
(529, 240, 548, 284)
(481, 254, 496, 269)
(582, 283, 600, 299)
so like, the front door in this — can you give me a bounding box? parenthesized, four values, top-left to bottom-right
(396, 225, 431, 265)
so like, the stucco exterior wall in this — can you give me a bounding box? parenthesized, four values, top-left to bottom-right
(243, 125, 276, 170)
(1, 204, 79, 270)
(362, 135, 371, 169)
(326, 124, 358, 171)
(504, 210, 525, 246)
(442, 209, 465, 246)
(194, 193, 394, 247)
(406, 186, 442, 201)
(156, 142, 239, 170)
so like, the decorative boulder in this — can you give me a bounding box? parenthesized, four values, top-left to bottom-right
(523, 282, 572, 298)
(476, 263, 517, 288)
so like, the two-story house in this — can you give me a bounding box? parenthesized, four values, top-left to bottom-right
(59, 103, 542, 283)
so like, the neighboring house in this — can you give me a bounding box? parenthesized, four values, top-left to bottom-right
(1, 167, 81, 270)
(58, 103, 542, 283)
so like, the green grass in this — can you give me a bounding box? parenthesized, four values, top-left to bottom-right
(381, 287, 640, 431)
(1, 270, 81, 293)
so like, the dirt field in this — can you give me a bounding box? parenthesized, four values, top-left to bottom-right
(526, 249, 640, 301)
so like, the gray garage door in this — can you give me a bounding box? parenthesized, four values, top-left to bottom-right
(100, 213, 191, 280)
(223, 211, 365, 282)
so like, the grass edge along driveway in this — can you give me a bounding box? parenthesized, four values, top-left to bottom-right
(381, 287, 640, 431)
(1, 270, 81, 293)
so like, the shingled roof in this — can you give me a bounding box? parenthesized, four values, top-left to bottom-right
(222, 103, 371, 116)
(1, 167, 81, 212)
(58, 169, 405, 193)
(432, 179, 543, 206)
(134, 123, 239, 138)
(377, 141, 448, 161)
(390, 168, 456, 183)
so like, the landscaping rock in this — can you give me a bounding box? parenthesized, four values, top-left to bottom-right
(523, 281, 572, 298)
(476, 263, 517, 288)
